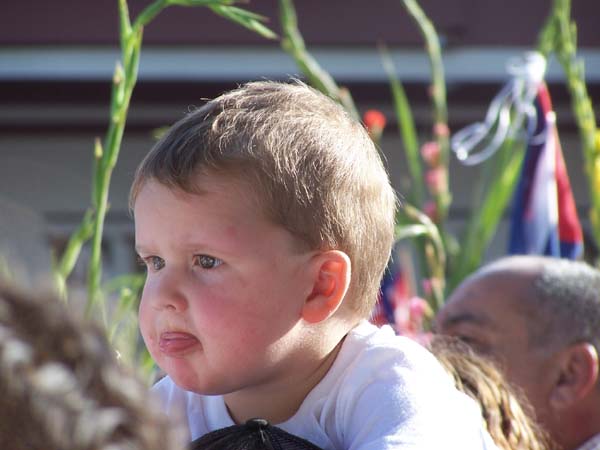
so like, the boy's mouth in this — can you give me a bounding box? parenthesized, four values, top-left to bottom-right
(159, 331, 200, 356)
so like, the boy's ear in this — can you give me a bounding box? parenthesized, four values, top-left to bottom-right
(301, 250, 351, 324)
(549, 342, 599, 410)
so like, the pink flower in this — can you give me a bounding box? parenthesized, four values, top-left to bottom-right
(425, 167, 447, 195)
(421, 278, 433, 297)
(394, 296, 431, 340)
(420, 141, 441, 167)
(421, 277, 442, 297)
(409, 296, 429, 319)
(423, 200, 438, 221)
(433, 122, 450, 138)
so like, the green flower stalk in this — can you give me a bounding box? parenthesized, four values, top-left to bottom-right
(538, 0, 599, 253)
(278, 0, 359, 120)
(395, 204, 446, 311)
(400, 0, 451, 229)
(380, 45, 425, 207)
(53, 0, 276, 326)
(390, 0, 453, 307)
(52, 209, 95, 301)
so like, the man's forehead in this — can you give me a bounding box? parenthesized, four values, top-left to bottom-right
(452, 269, 533, 302)
(437, 274, 527, 328)
(435, 300, 495, 332)
(438, 308, 491, 327)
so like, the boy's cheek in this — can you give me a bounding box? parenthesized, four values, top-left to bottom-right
(138, 280, 163, 311)
(138, 297, 157, 337)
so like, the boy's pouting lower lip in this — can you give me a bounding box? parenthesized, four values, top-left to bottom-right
(159, 331, 201, 356)
(131, 80, 499, 450)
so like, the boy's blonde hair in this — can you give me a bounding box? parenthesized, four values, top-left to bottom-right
(130, 81, 396, 317)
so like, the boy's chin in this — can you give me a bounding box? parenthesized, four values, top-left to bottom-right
(169, 368, 234, 396)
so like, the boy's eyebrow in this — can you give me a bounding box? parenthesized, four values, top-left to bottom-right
(134, 242, 226, 255)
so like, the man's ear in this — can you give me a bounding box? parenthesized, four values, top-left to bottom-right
(549, 342, 599, 410)
(301, 250, 351, 324)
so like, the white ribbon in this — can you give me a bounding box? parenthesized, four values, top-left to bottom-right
(451, 51, 547, 166)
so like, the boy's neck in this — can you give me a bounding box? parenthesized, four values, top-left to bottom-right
(223, 335, 346, 425)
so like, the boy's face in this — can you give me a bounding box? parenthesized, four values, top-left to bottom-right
(134, 176, 316, 396)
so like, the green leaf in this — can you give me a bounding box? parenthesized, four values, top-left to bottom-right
(209, 5, 277, 40)
(134, 0, 167, 30)
(448, 138, 525, 293)
(397, 203, 446, 310)
(380, 44, 424, 206)
(53, 209, 95, 299)
(395, 223, 429, 241)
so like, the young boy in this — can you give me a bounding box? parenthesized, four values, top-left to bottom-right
(130, 81, 497, 449)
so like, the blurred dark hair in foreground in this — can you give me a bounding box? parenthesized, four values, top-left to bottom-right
(0, 280, 186, 450)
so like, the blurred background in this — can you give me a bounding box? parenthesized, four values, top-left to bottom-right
(1, 0, 599, 285)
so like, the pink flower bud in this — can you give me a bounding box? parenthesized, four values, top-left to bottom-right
(421, 278, 433, 297)
(425, 167, 447, 195)
(363, 109, 386, 134)
(420, 141, 441, 167)
(433, 122, 450, 137)
(423, 201, 438, 221)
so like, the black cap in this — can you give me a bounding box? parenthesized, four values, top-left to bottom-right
(190, 418, 323, 450)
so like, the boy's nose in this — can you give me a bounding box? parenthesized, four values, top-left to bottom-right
(150, 272, 189, 312)
(162, 292, 188, 312)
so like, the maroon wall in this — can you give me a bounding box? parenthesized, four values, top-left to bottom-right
(2, 0, 599, 47)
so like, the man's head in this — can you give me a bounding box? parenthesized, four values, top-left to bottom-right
(130, 80, 396, 318)
(435, 255, 600, 450)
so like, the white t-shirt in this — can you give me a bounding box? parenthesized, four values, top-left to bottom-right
(577, 433, 600, 450)
(152, 321, 498, 449)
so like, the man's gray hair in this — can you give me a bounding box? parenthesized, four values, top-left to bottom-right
(528, 258, 600, 351)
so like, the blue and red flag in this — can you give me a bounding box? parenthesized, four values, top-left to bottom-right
(372, 266, 409, 328)
(508, 83, 583, 259)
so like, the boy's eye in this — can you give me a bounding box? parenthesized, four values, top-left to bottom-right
(193, 254, 222, 269)
(150, 256, 166, 271)
(138, 255, 165, 271)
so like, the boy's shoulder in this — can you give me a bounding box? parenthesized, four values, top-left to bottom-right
(303, 320, 457, 413)
(287, 322, 496, 449)
(333, 321, 444, 376)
